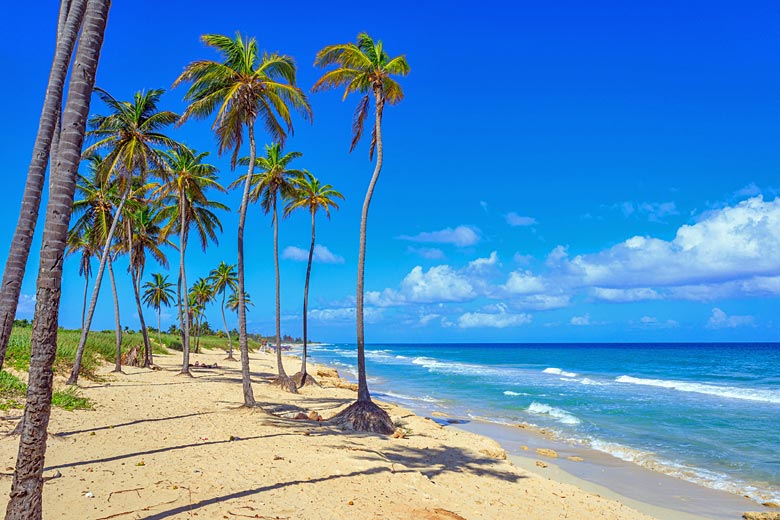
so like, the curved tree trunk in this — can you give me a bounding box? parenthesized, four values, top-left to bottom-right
(157, 307, 163, 353)
(221, 291, 235, 360)
(107, 255, 122, 373)
(272, 197, 296, 393)
(0, 0, 87, 370)
(236, 123, 256, 405)
(331, 91, 393, 434)
(130, 267, 152, 367)
(178, 194, 191, 375)
(80, 268, 89, 330)
(294, 210, 317, 388)
(67, 182, 129, 385)
(4, 1, 110, 516)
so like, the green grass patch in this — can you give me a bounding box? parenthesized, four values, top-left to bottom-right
(0, 370, 92, 411)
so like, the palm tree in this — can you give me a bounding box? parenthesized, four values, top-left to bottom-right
(155, 146, 225, 374)
(68, 87, 178, 385)
(233, 143, 302, 392)
(142, 273, 175, 353)
(285, 171, 343, 387)
(5, 2, 110, 516)
(227, 290, 252, 312)
(189, 278, 214, 354)
(207, 262, 238, 360)
(0, 0, 88, 369)
(65, 228, 95, 331)
(122, 201, 170, 367)
(173, 32, 312, 406)
(313, 33, 409, 433)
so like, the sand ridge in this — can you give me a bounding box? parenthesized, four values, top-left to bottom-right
(0, 349, 656, 519)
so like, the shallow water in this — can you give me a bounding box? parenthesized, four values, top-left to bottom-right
(308, 342, 780, 504)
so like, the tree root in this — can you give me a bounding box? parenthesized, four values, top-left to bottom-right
(224, 353, 237, 361)
(270, 374, 298, 394)
(291, 371, 320, 388)
(328, 399, 394, 434)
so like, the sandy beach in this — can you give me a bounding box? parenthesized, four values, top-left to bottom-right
(0, 348, 769, 520)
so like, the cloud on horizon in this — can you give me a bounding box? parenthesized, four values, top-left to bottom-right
(282, 245, 345, 264)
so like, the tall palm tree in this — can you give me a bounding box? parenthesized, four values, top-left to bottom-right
(155, 146, 225, 374)
(173, 32, 312, 406)
(313, 33, 409, 433)
(106, 249, 123, 372)
(227, 290, 252, 312)
(122, 201, 170, 367)
(207, 262, 238, 360)
(68, 87, 178, 385)
(65, 228, 96, 331)
(189, 277, 214, 354)
(5, 2, 110, 516)
(142, 273, 175, 353)
(233, 143, 303, 393)
(0, 0, 88, 369)
(285, 171, 343, 387)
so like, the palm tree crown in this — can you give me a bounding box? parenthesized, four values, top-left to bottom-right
(142, 273, 176, 312)
(313, 33, 409, 158)
(285, 170, 344, 219)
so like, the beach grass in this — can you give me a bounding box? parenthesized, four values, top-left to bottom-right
(0, 370, 92, 411)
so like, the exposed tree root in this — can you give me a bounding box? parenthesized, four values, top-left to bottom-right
(328, 399, 394, 434)
(270, 374, 298, 394)
(176, 369, 193, 378)
(110, 368, 124, 374)
(291, 371, 320, 388)
(224, 353, 237, 362)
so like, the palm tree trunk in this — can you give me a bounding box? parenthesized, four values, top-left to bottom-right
(80, 269, 89, 330)
(130, 267, 152, 367)
(107, 255, 122, 373)
(178, 194, 191, 375)
(300, 210, 315, 376)
(221, 291, 234, 360)
(236, 122, 256, 406)
(67, 182, 129, 385)
(272, 197, 296, 394)
(157, 307, 162, 353)
(0, 0, 87, 370)
(4, 1, 109, 516)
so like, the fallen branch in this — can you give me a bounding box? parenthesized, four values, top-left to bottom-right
(107, 487, 143, 502)
(94, 498, 178, 520)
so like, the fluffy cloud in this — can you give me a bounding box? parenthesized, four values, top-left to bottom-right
(282, 245, 344, 264)
(467, 251, 499, 271)
(399, 226, 481, 247)
(504, 270, 545, 294)
(570, 314, 591, 326)
(590, 287, 662, 302)
(706, 308, 754, 329)
(505, 212, 537, 227)
(457, 304, 532, 328)
(400, 265, 476, 303)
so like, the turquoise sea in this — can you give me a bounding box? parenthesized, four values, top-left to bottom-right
(307, 342, 780, 504)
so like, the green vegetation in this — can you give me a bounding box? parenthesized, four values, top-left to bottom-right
(0, 370, 92, 411)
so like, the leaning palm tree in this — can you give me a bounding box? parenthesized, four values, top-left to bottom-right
(189, 277, 214, 354)
(68, 87, 178, 385)
(5, 2, 110, 516)
(142, 273, 175, 352)
(66, 228, 95, 331)
(207, 262, 238, 360)
(233, 143, 303, 392)
(313, 33, 409, 433)
(173, 32, 312, 406)
(285, 171, 343, 387)
(154, 146, 225, 375)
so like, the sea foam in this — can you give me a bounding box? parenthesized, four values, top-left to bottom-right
(615, 375, 780, 404)
(543, 367, 578, 378)
(527, 401, 581, 425)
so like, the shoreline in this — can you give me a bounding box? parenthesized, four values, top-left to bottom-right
(0, 347, 772, 519)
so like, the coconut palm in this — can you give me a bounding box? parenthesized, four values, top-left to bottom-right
(65, 228, 96, 331)
(232, 143, 303, 392)
(5, 2, 110, 516)
(207, 262, 238, 360)
(284, 171, 343, 387)
(189, 278, 214, 354)
(68, 87, 178, 385)
(142, 273, 175, 353)
(154, 146, 225, 374)
(227, 290, 252, 313)
(0, 0, 88, 369)
(313, 33, 409, 433)
(173, 31, 312, 406)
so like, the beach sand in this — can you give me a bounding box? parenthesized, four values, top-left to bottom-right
(0, 348, 756, 519)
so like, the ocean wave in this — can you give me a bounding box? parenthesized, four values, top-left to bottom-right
(503, 390, 529, 396)
(615, 375, 780, 404)
(412, 356, 512, 378)
(527, 401, 581, 425)
(543, 367, 578, 378)
(374, 391, 441, 404)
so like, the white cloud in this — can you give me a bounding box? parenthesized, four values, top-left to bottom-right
(513, 252, 533, 265)
(505, 212, 537, 227)
(457, 304, 532, 328)
(309, 307, 383, 324)
(399, 225, 481, 247)
(504, 270, 545, 294)
(407, 246, 446, 260)
(400, 265, 476, 303)
(570, 314, 591, 326)
(467, 251, 499, 271)
(282, 244, 344, 264)
(616, 201, 678, 222)
(590, 287, 662, 302)
(512, 294, 571, 310)
(640, 316, 657, 324)
(706, 308, 754, 329)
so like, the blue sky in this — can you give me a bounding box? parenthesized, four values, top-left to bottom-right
(1, 0, 779, 343)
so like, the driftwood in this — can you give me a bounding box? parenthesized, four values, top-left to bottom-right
(120, 346, 141, 367)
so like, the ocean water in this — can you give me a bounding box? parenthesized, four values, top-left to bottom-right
(307, 342, 780, 504)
